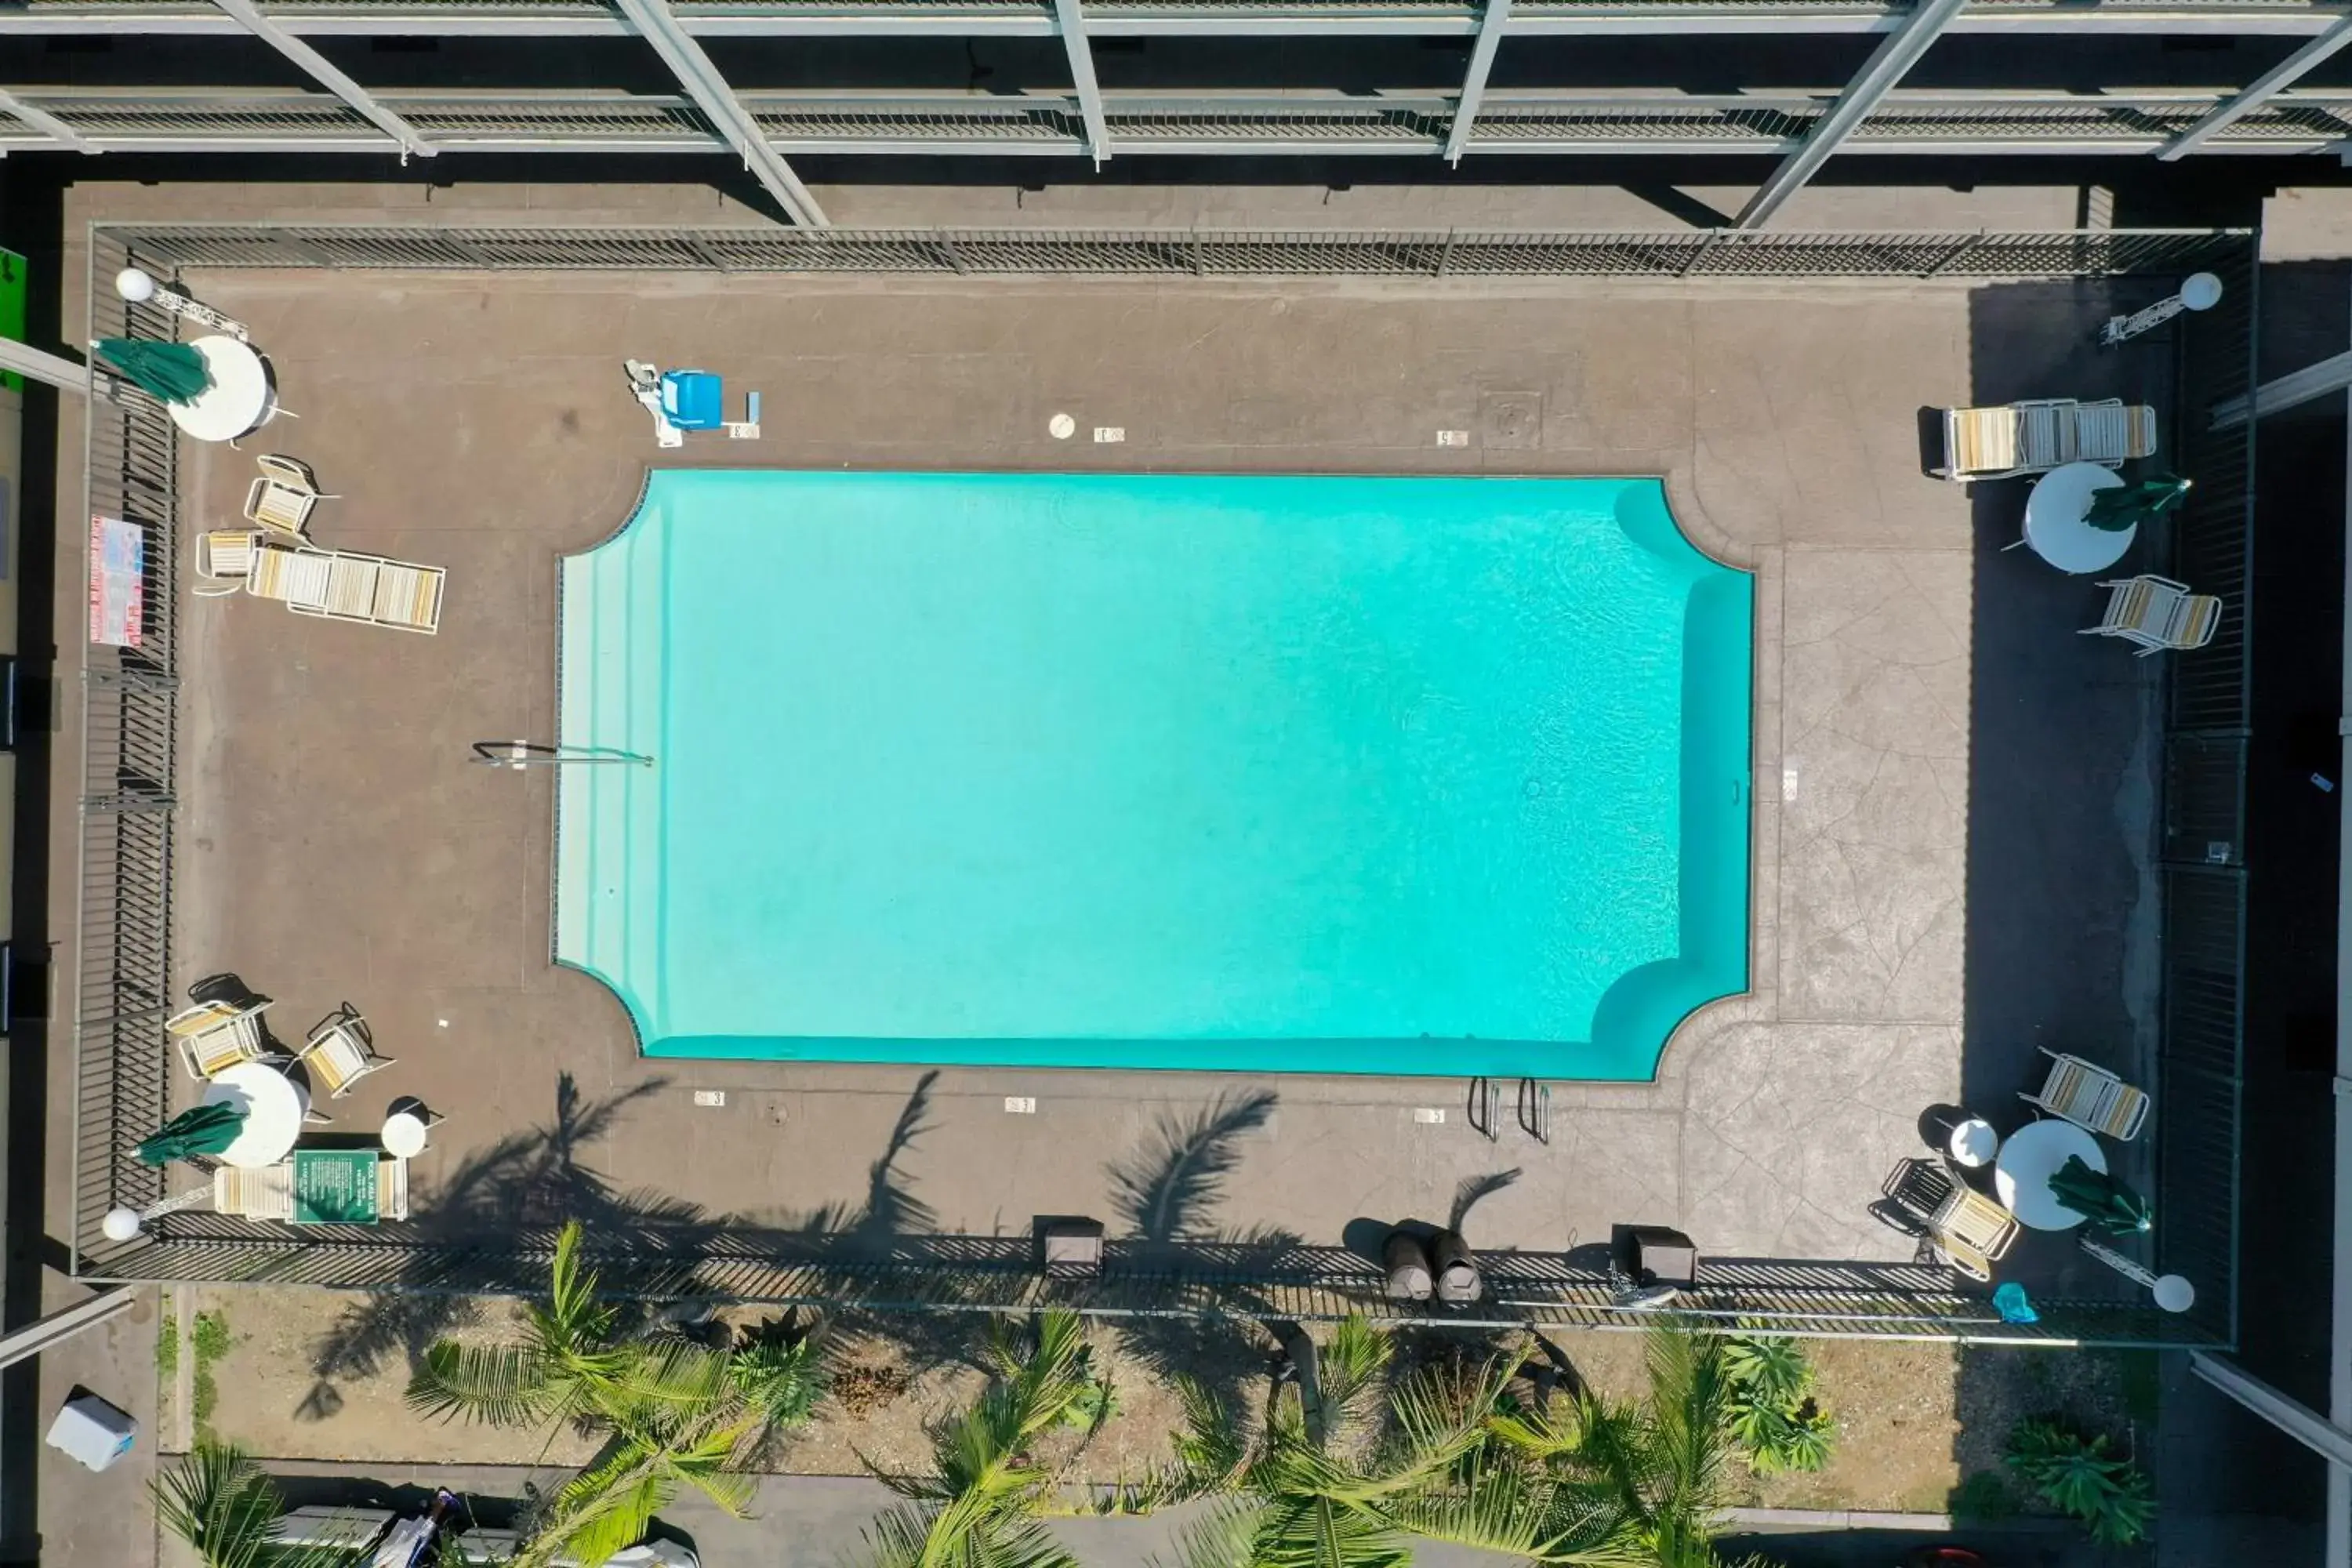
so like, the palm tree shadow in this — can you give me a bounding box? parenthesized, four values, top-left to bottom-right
(790, 1069, 939, 1248)
(304, 1071, 709, 1413)
(1104, 1090, 1299, 1408)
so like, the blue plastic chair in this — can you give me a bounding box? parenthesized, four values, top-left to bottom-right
(659, 370, 726, 432)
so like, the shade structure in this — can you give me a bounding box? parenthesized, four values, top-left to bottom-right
(135, 1101, 249, 1166)
(93, 337, 212, 405)
(2048, 1152, 2154, 1236)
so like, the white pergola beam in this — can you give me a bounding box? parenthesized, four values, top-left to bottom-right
(209, 0, 434, 158)
(0, 87, 94, 151)
(1733, 0, 1965, 230)
(2210, 345, 2352, 429)
(0, 337, 92, 394)
(1443, 0, 1512, 163)
(1052, 0, 1110, 165)
(2191, 1353, 2352, 1471)
(0, 1287, 136, 1370)
(2164, 16, 2352, 160)
(611, 0, 828, 225)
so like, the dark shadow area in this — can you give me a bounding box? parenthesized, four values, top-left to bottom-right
(0, 163, 63, 1568)
(1102, 1090, 1297, 1407)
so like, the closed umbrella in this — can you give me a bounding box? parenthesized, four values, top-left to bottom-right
(2085, 474, 2192, 533)
(93, 338, 212, 405)
(2048, 1154, 2153, 1236)
(135, 1101, 247, 1166)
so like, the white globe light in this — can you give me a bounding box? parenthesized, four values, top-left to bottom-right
(100, 1207, 143, 1241)
(2153, 1274, 2196, 1313)
(114, 267, 158, 303)
(2180, 272, 2224, 312)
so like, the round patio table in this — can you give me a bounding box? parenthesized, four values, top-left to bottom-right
(1994, 1118, 2104, 1230)
(2022, 461, 2132, 575)
(201, 1060, 309, 1169)
(165, 335, 275, 444)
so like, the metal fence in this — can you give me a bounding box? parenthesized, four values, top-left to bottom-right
(96, 222, 2249, 281)
(2154, 238, 2259, 1347)
(68, 220, 2255, 1345)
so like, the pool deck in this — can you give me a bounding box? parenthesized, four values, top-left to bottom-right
(56, 183, 2165, 1292)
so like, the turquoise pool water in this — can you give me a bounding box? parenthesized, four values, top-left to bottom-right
(555, 470, 1751, 1080)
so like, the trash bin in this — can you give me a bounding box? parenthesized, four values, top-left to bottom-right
(46, 1392, 136, 1472)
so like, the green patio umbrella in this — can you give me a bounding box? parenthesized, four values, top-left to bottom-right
(2049, 1154, 2153, 1236)
(92, 337, 212, 405)
(135, 1100, 247, 1167)
(2085, 474, 2192, 534)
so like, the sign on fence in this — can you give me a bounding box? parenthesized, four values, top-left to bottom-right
(89, 514, 143, 648)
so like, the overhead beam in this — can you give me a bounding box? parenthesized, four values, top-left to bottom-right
(207, 0, 434, 158)
(1733, 0, 1966, 230)
(1443, 0, 1512, 163)
(609, 0, 829, 225)
(2162, 14, 2352, 159)
(2211, 345, 2352, 428)
(2191, 1353, 2352, 1471)
(0, 88, 94, 152)
(1052, 0, 1110, 165)
(0, 1288, 136, 1370)
(0, 336, 93, 394)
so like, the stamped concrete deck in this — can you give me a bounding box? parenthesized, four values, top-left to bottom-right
(60, 192, 2167, 1290)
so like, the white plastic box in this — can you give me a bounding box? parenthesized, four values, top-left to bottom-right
(45, 1393, 136, 1472)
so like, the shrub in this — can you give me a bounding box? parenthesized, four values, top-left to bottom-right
(1949, 1470, 2019, 1523)
(1723, 1334, 1834, 1475)
(2004, 1417, 2155, 1546)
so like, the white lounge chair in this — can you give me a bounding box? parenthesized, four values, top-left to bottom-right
(242, 454, 335, 539)
(2082, 575, 2222, 656)
(1882, 1160, 2020, 1281)
(213, 1162, 296, 1221)
(1935, 398, 2158, 481)
(166, 996, 271, 1080)
(194, 530, 261, 597)
(297, 1004, 396, 1099)
(248, 542, 445, 634)
(2020, 1049, 2150, 1142)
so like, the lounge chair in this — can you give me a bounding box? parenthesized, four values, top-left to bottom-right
(242, 454, 335, 539)
(248, 542, 445, 634)
(1881, 1160, 2020, 1281)
(194, 531, 261, 597)
(166, 996, 271, 1080)
(2020, 1049, 2150, 1142)
(2082, 575, 2223, 656)
(296, 1004, 396, 1099)
(1934, 398, 2158, 481)
(213, 1162, 296, 1221)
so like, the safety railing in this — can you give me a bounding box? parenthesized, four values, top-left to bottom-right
(67, 220, 2253, 1346)
(72, 229, 185, 1274)
(2152, 238, 2259, 1346)
(6, 85, 2352, 155)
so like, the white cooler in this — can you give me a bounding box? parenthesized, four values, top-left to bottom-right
(45, 1393, 136, 1472)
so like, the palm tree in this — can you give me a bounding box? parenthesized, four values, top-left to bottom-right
(1477, 1322, 1775, 1568)
(152, 1439, 358, 1568)
(406, 1220, 823, 1567)
(855, 1308, 1106, 1568)
(1154, 1316, 1567, 1568)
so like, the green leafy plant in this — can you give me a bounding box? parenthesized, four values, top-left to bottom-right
(854, 1309, 1105, 1568)
(2004, 1417, 2155, 1546)
(1722, 1335, 1832, 1475)
(152, 1439, 353, 1568)
(1062, 1343, 1120, 1432)
(408, 1221, 822, 1568)
(189, 1308, 235, 1436)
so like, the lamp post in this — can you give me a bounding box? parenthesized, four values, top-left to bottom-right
(100, 1185, 215, 1241)
(114, 266, 251, 343)
(2079, 1236, 2196, 1312)
(2101, 270, 2223, 347)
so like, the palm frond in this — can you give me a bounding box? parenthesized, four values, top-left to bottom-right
(731, 1335, 826, 1430)
(1312, 1318, 1391, 1432)
(1391, 1460, 1610, 1563)
(406, 1341, 559, 1427)
(1150, 1497, 1269, 1568)
(1250, 1492, 1414, 1568)
(151, 1439, 283, 1568)
(534, 1220, 619, 1357)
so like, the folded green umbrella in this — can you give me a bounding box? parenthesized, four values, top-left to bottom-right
(2049, 1153, 2153, 1236)
(93, 337, 212, 405)
(2085, 474, 2192, 534)
(136, 1101, 248, 1166)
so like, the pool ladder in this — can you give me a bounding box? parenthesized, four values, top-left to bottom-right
(1467, 1076, 1552, 1145)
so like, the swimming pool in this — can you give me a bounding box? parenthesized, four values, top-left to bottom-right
(555, 470, 1751, 1080)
